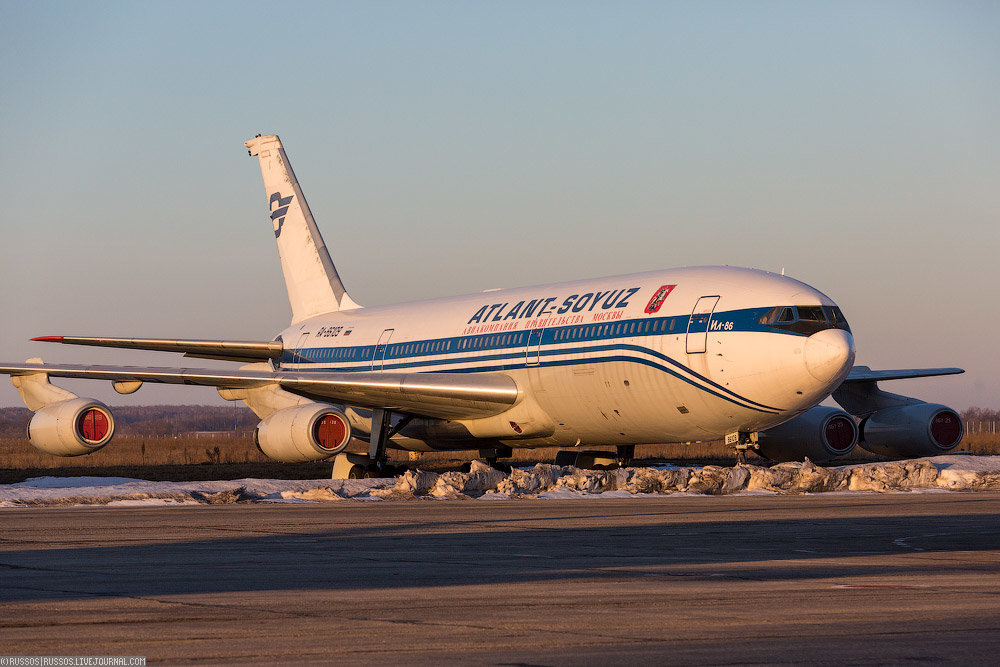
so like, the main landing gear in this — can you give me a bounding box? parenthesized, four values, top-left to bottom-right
(479, 445, 513, 470)
(616, 445, 635, 467)
(552, 446, 634, 469)
(331, 409, 411, 480)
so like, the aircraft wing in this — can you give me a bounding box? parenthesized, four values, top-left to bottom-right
(843, 366, 964, 383)
(30, 336, 281, 363)
(0, 362, 519, 420)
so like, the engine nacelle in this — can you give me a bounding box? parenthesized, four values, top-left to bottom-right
(27, 398, 115, 457)
(254, 404, 353, 463)
(859, 403, 963, 458)
(756, 406, 858, 462)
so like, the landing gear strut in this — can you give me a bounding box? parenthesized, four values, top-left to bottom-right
(332, 409, 412, 479)
(367, 408, 392, 471)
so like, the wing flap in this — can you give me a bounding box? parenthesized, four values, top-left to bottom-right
(0, 363, 519, 420)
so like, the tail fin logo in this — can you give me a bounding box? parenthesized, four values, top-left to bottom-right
(269, 192, 293, 238)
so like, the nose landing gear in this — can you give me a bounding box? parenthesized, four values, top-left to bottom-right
(728, 431, 759, 465)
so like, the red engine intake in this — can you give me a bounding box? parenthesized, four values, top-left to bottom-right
(28, 398, 116, 456)
(254, 404, 354, 463)
(756, 406, 859, 462)
(859, 404, 964, 458)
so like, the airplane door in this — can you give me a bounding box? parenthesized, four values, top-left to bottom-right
(294, 331, 310, 364)
(686, 296, 719, 354)
(371, 329, 394, 370)
(525, 329, 542, 366)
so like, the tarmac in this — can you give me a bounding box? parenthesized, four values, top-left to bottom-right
(2, 492, 1000, 664)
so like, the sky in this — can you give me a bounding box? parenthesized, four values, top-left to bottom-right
(1, 0, 997, 411)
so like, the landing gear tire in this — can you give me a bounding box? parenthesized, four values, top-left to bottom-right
(347, 465, 365, 479)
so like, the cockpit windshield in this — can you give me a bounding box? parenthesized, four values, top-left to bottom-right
(759, 305, 851, 335)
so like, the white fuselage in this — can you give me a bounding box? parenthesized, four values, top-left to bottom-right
(275, 266, 855, 451)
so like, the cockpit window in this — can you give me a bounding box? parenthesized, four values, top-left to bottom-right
(759, 305, 851, 335)
(797, 306, 826, 322)
(822, 306, 849, 326)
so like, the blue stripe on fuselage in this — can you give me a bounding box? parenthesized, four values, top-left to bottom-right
(280, 309, 787, 414)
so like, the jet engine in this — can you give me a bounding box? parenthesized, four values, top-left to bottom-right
(254, 404, 353, 463)
(858, 404, 963, 458)
(756, 406, 858, 462)
(27, 397, 115, 457)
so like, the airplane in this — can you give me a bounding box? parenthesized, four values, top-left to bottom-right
(1, 134, 965, 478)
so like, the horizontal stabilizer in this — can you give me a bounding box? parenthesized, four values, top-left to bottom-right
(844, 366, 964, 383)
(31, 336, 282, 363)
(0, 362, 519, 421)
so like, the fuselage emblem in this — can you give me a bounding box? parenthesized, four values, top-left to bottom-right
(269, 192, 293, 238)
(644, 284, 676, 314)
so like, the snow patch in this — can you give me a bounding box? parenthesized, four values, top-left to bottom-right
(3, 456, 1000, 506)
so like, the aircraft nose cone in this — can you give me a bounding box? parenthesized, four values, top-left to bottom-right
(804, 328, 855, 385)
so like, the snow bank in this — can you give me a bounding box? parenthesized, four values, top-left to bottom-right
(2, 456, 1000, 506)
(0, 476, 393, 507)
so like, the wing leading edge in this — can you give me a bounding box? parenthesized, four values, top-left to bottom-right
(31, 336, 282, 363)
(843, 366, 964, 383)
(0, 362, 519, 421)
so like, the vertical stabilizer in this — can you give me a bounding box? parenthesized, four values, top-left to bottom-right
(245, 134, 361, 323)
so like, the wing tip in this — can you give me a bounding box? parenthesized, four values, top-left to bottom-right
(31, 336, 64, 342)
